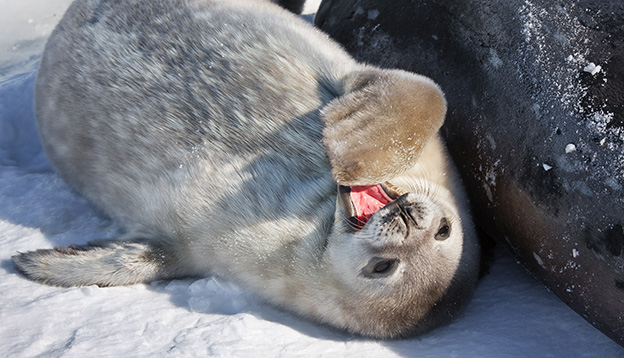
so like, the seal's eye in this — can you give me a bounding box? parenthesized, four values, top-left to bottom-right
(362, 257, 399, 278)
(435, 218, 451, 241)
(374, 260, 394, 273)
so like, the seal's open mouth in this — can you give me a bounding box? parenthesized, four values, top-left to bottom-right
(338, 183, 403, 229)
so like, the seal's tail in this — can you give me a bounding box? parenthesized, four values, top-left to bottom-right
(12, 236, 183, 287)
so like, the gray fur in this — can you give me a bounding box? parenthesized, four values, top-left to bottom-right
(13, 0, 480, 338)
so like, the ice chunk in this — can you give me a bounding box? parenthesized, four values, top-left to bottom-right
(565, 143, 576, 153)
(583, 62, 601, 75)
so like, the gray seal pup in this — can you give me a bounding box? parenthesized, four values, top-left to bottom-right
(12, 0, 480, 338)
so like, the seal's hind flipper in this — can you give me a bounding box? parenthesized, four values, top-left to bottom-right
(12, 236, 183, 287)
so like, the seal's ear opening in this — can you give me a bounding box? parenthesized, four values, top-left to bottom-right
(321, 69, 447, 186)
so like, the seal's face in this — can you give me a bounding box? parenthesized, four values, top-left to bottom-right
(326, 182, 470, 337)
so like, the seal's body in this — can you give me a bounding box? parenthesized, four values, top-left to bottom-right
(13, 0, 480, 338)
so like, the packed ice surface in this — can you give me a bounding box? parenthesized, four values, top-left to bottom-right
(0, 1, 622, 356)
(0, 0, 73, 78)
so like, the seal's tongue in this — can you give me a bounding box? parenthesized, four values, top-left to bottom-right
(350, 184, 394, 226)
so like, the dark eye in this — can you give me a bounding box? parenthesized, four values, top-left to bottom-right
(374, 260, 394, 273)
(362, 257, 399, 278)
(435, 218, 451, 241)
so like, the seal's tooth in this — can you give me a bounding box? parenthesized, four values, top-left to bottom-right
(337, 185, 357, 218)
(380, 182, 405, 200)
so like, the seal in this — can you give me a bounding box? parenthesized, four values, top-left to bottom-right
(316, 0, 624, 345)
(12, 0, 480, 338)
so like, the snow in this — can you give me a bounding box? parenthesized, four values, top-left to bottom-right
(565, 143, 577, 153)
(520, 0, 624, 184)
(0, 1, 622, 357)
(0, 0, 73, 79)
(367, 9, 380, 20)
(489, 48, 503, 69)
(583, 62, 602, 75)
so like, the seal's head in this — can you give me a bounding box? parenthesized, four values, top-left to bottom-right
(317, 68, 479, 338)
(324, 182, 479, 338)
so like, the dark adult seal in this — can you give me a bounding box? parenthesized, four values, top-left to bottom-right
(315, 0, 624, 346)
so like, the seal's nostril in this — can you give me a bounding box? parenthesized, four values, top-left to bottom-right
(393, 194, 422, 227)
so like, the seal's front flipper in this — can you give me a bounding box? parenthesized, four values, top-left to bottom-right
(322, 69, 447, 186)
(12, 235, 185, 287)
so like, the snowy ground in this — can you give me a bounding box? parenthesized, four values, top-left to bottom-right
(0, 1, 622, 357)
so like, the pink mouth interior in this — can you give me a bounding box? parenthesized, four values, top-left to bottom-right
(349, 184, 394, 226)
